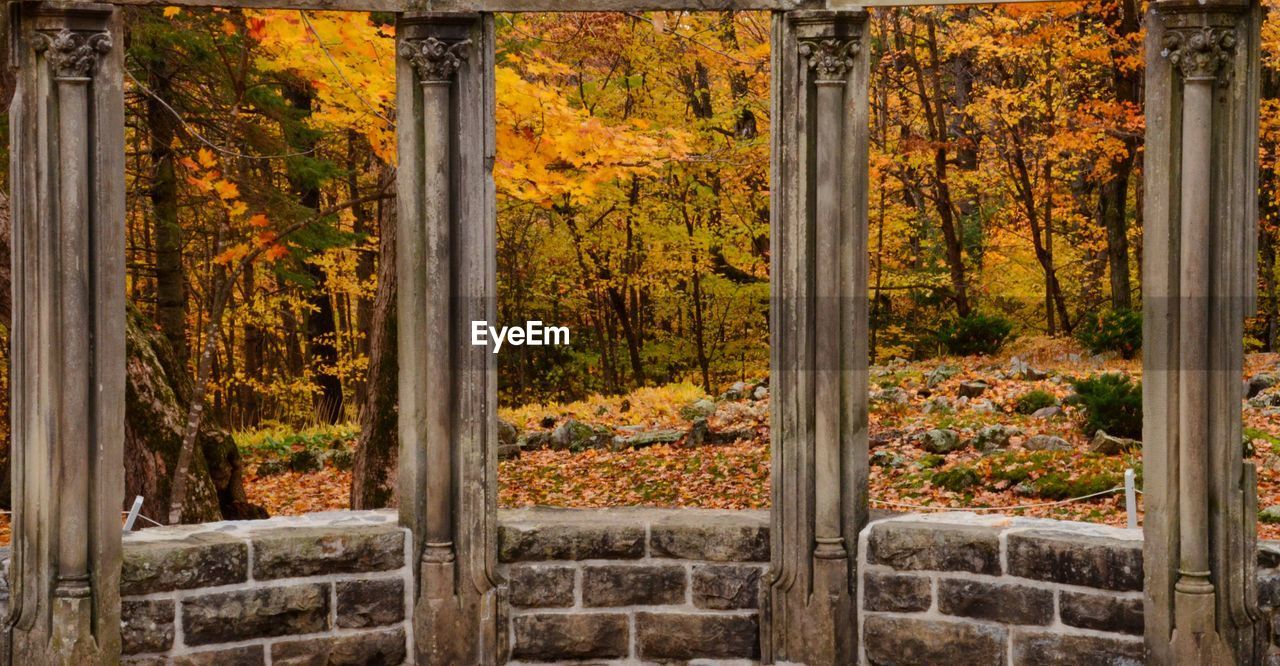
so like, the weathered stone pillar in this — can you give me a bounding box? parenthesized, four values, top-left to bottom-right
(1143, 0, 1267, 662)
(5, 2, 126, 663)
(765, 10, 868, 665)
(395, 12, 502, 665)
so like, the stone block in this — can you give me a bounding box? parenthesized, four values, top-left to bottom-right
(867, 520, 1001, 575)
(499, 511, 645, 562)
(1006, 530, 1142, 591)
(862, 615, 1006, 666)
(121, 598, 174, 654)
(937, 578, 1052, 625)
(124, 646, 266, 666)
(635, 612, 760, 660)
(648, 510, 769, 561)
(252, 525, 404, 579)
(121, 532, 247, 595)
(182, 583, 330, 645)
(1059, 591, 1144, 635)
(862, 571, 932, 613)
(511, 613, 630, 660)
(271, 628, 407, 666)
(1260, 569, 1280, 609)
(508, 564, 576, 608)
(582, 564, 686, 607)
(1011, 630, 1143, 666)
(335, 578, 405, 628)
(692, 563, 762, 610)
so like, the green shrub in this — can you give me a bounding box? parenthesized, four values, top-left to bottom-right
(931, 465, 980, 491)
(1076, 308, 1142, 359)
(1014, 390, 1058, 415)
(1068, 373, 1142, 439)
(938, 313, 1013, 357)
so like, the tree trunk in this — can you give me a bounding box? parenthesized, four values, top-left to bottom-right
(1100, 0, 1141, 311)
(282, 81, 344, 423)
(351, 185, 399, 509)
(126, 304, 267, 523)
(147, 48, 188, 362)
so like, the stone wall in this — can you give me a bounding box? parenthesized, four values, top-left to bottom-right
(498, 508, 769, 664)
(119, 511, 412, 665)
(859, 513, 1147, 666)
(0, 507, 1271, 664)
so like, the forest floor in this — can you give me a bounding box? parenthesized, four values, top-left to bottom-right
(223, 337, 1280, 539)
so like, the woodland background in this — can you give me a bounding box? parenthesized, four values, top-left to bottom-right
(0, 2, 1275, 524)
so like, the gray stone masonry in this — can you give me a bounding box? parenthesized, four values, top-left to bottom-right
(859, 513, 1146, 666)
(499, 507, 768, 664)
(118, 510, 412, 665)
(7, 507, 1275, 663)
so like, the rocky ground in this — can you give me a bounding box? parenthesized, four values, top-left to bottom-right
(9, 336, 1261, 543)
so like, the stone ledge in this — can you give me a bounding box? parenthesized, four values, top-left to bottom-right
(862, 614, 1007, 666)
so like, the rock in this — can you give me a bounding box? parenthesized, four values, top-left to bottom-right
(498, 418, 519, 448)
(958, 381, 989, 398)
(611, 429, 683, 450)
(539, 415, 557, 428)
(705, 427, 758, 445)
(692, 564, 762, 610)
(681, 398, 717, 420)
(511, 613, 629, 660)
(974, 425, 1020, 453)
(635, 612, 759, 660)
(1247, 373, 1279, 398)
(937, 578, 1053, 626)
(1006, 529, 1143, 591)
(1031, 405, 1063, 418)
(508, 564, 575, 608)
(122, 599, 175, 654)
(182, 584, 329, 645)
(499, 513, 645, 562)
(1011, 632, 1143, 666)
(863, 571, 931, 613)
(915, 429, 965, 454)
(582, 564, 686, 607)
(1025, 434, 1071, 451)
(550, 419, 611, 451)
(335, 578, 404, 629)
(1059, 590, 1144, 635)
(1261, 505, 1280, 524)
(923, 396, 953, 414)
(1090, 430, 1140, 455)
(619, 398, 631, 412)
(251, 525, 404, 580)
(649, 511, 769, 562)
(863, 616, 1006, 666)
(1009, 356, 1049, 380)
(686, 418, 709, 447)
(1249, 388, 1280, 409)
(925, 364, 958, 387)
(969, 398, 996, 413)
(122, 532, 248, 595)
(872, 387, 909, 404)
(752, 386, 769, 400)
(271, 629, 406, 666)
(867, 520, 1001, 575)
(871, 449, 906, 468)
(287, 448, 322, 473)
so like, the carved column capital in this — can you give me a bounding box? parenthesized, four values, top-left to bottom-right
(799, 37, 859, 82)
(33, 29, 112, 80)
(399, 36, 471, 83)
(1161, 25, 1236, 81)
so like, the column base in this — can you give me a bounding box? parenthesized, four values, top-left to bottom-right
(48, 594, 98, 664)
(1171, 578, 1232, 665)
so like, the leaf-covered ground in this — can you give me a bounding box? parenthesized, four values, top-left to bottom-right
(103, 337, 1280, 540)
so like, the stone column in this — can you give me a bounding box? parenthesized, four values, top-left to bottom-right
(765, 10, 868, 665)
(1143, 0, 1267, 662)
(395, 13, 502, 665)
(6, 2, 126, 663)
